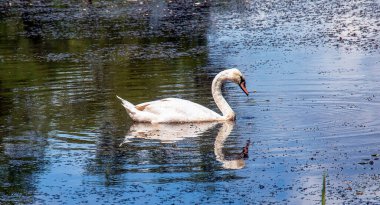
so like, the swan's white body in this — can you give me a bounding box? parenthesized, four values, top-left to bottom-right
(117, 68, 249, 123)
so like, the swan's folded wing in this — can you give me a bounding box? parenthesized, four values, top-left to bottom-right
(135, 98, 222, 122)
(135, 99, 173, 112)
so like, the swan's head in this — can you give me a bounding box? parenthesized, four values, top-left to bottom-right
(226, 68, 249, 96)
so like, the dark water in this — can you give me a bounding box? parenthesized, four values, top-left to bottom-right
(1, 0, 380, 204)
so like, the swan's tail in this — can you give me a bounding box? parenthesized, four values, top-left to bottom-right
(116, 95, 138, 115)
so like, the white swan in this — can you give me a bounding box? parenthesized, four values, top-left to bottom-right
(116, 68, 249, 123)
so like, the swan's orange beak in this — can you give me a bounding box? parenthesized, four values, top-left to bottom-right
(239, 81, 249, 96)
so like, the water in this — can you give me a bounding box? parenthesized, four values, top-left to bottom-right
(1, 1, 380, 204)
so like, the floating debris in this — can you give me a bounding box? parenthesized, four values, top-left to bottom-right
(356, 191, 364, 195)
(240, 139, 251, 159)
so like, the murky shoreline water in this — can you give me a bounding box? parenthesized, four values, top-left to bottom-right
(1, 1, 380, 204)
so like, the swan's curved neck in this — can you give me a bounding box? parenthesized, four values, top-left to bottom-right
(212, 71, 235, 120)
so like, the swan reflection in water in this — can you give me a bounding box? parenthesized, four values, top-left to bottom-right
(122, 122, 248, 170)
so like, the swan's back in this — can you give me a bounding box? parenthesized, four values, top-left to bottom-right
(133, 98, 222, 123)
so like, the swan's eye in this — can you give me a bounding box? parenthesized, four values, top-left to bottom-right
(240, 77, 245, 84)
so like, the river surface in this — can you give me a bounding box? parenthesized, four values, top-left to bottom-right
(1, 1, 380, 204)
